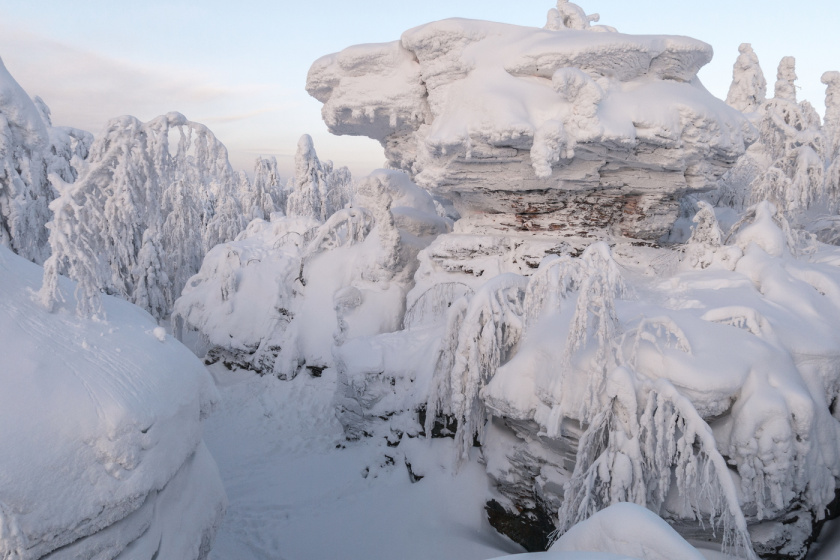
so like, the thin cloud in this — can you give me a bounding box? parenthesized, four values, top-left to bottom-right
(0, 24, 278, 134)
(198, 107, 282, 125)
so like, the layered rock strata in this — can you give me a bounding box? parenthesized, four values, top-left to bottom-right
(307, 17, 755, 240)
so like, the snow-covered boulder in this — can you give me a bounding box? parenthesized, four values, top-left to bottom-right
(307, 9, 755, 240)
(0, 247, 225, 559)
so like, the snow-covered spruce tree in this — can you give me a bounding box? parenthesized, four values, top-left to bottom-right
(354, 172, 401, 282)
(162, 177, 204, 307)
(40, 112, 248, 319)
(134, 226, 169, 321)
(726, 43, 767, 113)
(681, 200, 740, 270)
(247, 156, 284, 220)
(32, 95, 93, 185)
(286, 134, 352, 222)
(749, 57, 832, 219)
(712, 45, 768, 210)
(774, 56, 798, 103)
(0, 57, 84, 264)
(823, 72, 840, 203)
(425, 273, 528, 460)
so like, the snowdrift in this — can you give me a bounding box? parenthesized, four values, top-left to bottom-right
(0, 247, 225, 559)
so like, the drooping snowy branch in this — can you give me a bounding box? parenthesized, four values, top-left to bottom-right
(557, 371, 756, 559)
(565, 242, 629, 420)
(245, 156, 284, 221)
(523, 254, 580, 327)
(426, 273, 528, 460)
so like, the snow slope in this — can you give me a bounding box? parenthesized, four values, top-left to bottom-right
(0, 247, 225, 559)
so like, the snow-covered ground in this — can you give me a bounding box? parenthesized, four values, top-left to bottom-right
(204, 364, 523, 560)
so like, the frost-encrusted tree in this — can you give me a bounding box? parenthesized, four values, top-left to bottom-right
(682, 201, 725, 269)
(247, 156, 283, 220)
(40, 112, 249, 319)
(749, 57, 833, 219)
(823, 72, 840, 202)
(562, 242, 629, 421)
(556, 371, 757, 560)
(425, 273, 528, 460)
(286, 134, 352, 222)
(355, 172, 401, 281)
(775, 56, 798, 103)
(38, 179, 108, 319)
(134, 227, 169, 320)
(162, 177, 204, 306)
(0, 58, 82, 264)
(726, 43, 767, 113)
(550, 243, 756, 558)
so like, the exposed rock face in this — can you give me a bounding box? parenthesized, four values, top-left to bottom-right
(307, 18, 755, 240)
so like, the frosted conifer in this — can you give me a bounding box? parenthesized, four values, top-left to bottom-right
(726, 44, 767, 113)
(774, 56, 798, 103)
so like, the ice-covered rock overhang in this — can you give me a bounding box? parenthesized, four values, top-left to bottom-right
(307, 18, 756, 239)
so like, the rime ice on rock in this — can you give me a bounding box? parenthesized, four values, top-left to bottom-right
(726, 43, 767, 113)
(307, 7, 754, 240)
(544, 0, 605, 32)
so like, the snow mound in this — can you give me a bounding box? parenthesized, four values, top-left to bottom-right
(307, 9, 755, 239)
(0, 247, 225, 559)
(549, 502, 705, 560)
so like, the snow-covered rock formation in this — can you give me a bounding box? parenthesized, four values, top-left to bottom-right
(0, 246, 225, 559)
(0, 56, 91, 264)
(306, 10, 754, 240)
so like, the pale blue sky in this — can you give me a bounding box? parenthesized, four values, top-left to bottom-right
(1, 1, 837, 177)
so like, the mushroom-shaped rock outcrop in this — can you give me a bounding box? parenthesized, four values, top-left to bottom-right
(307, 16, 755, 240)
